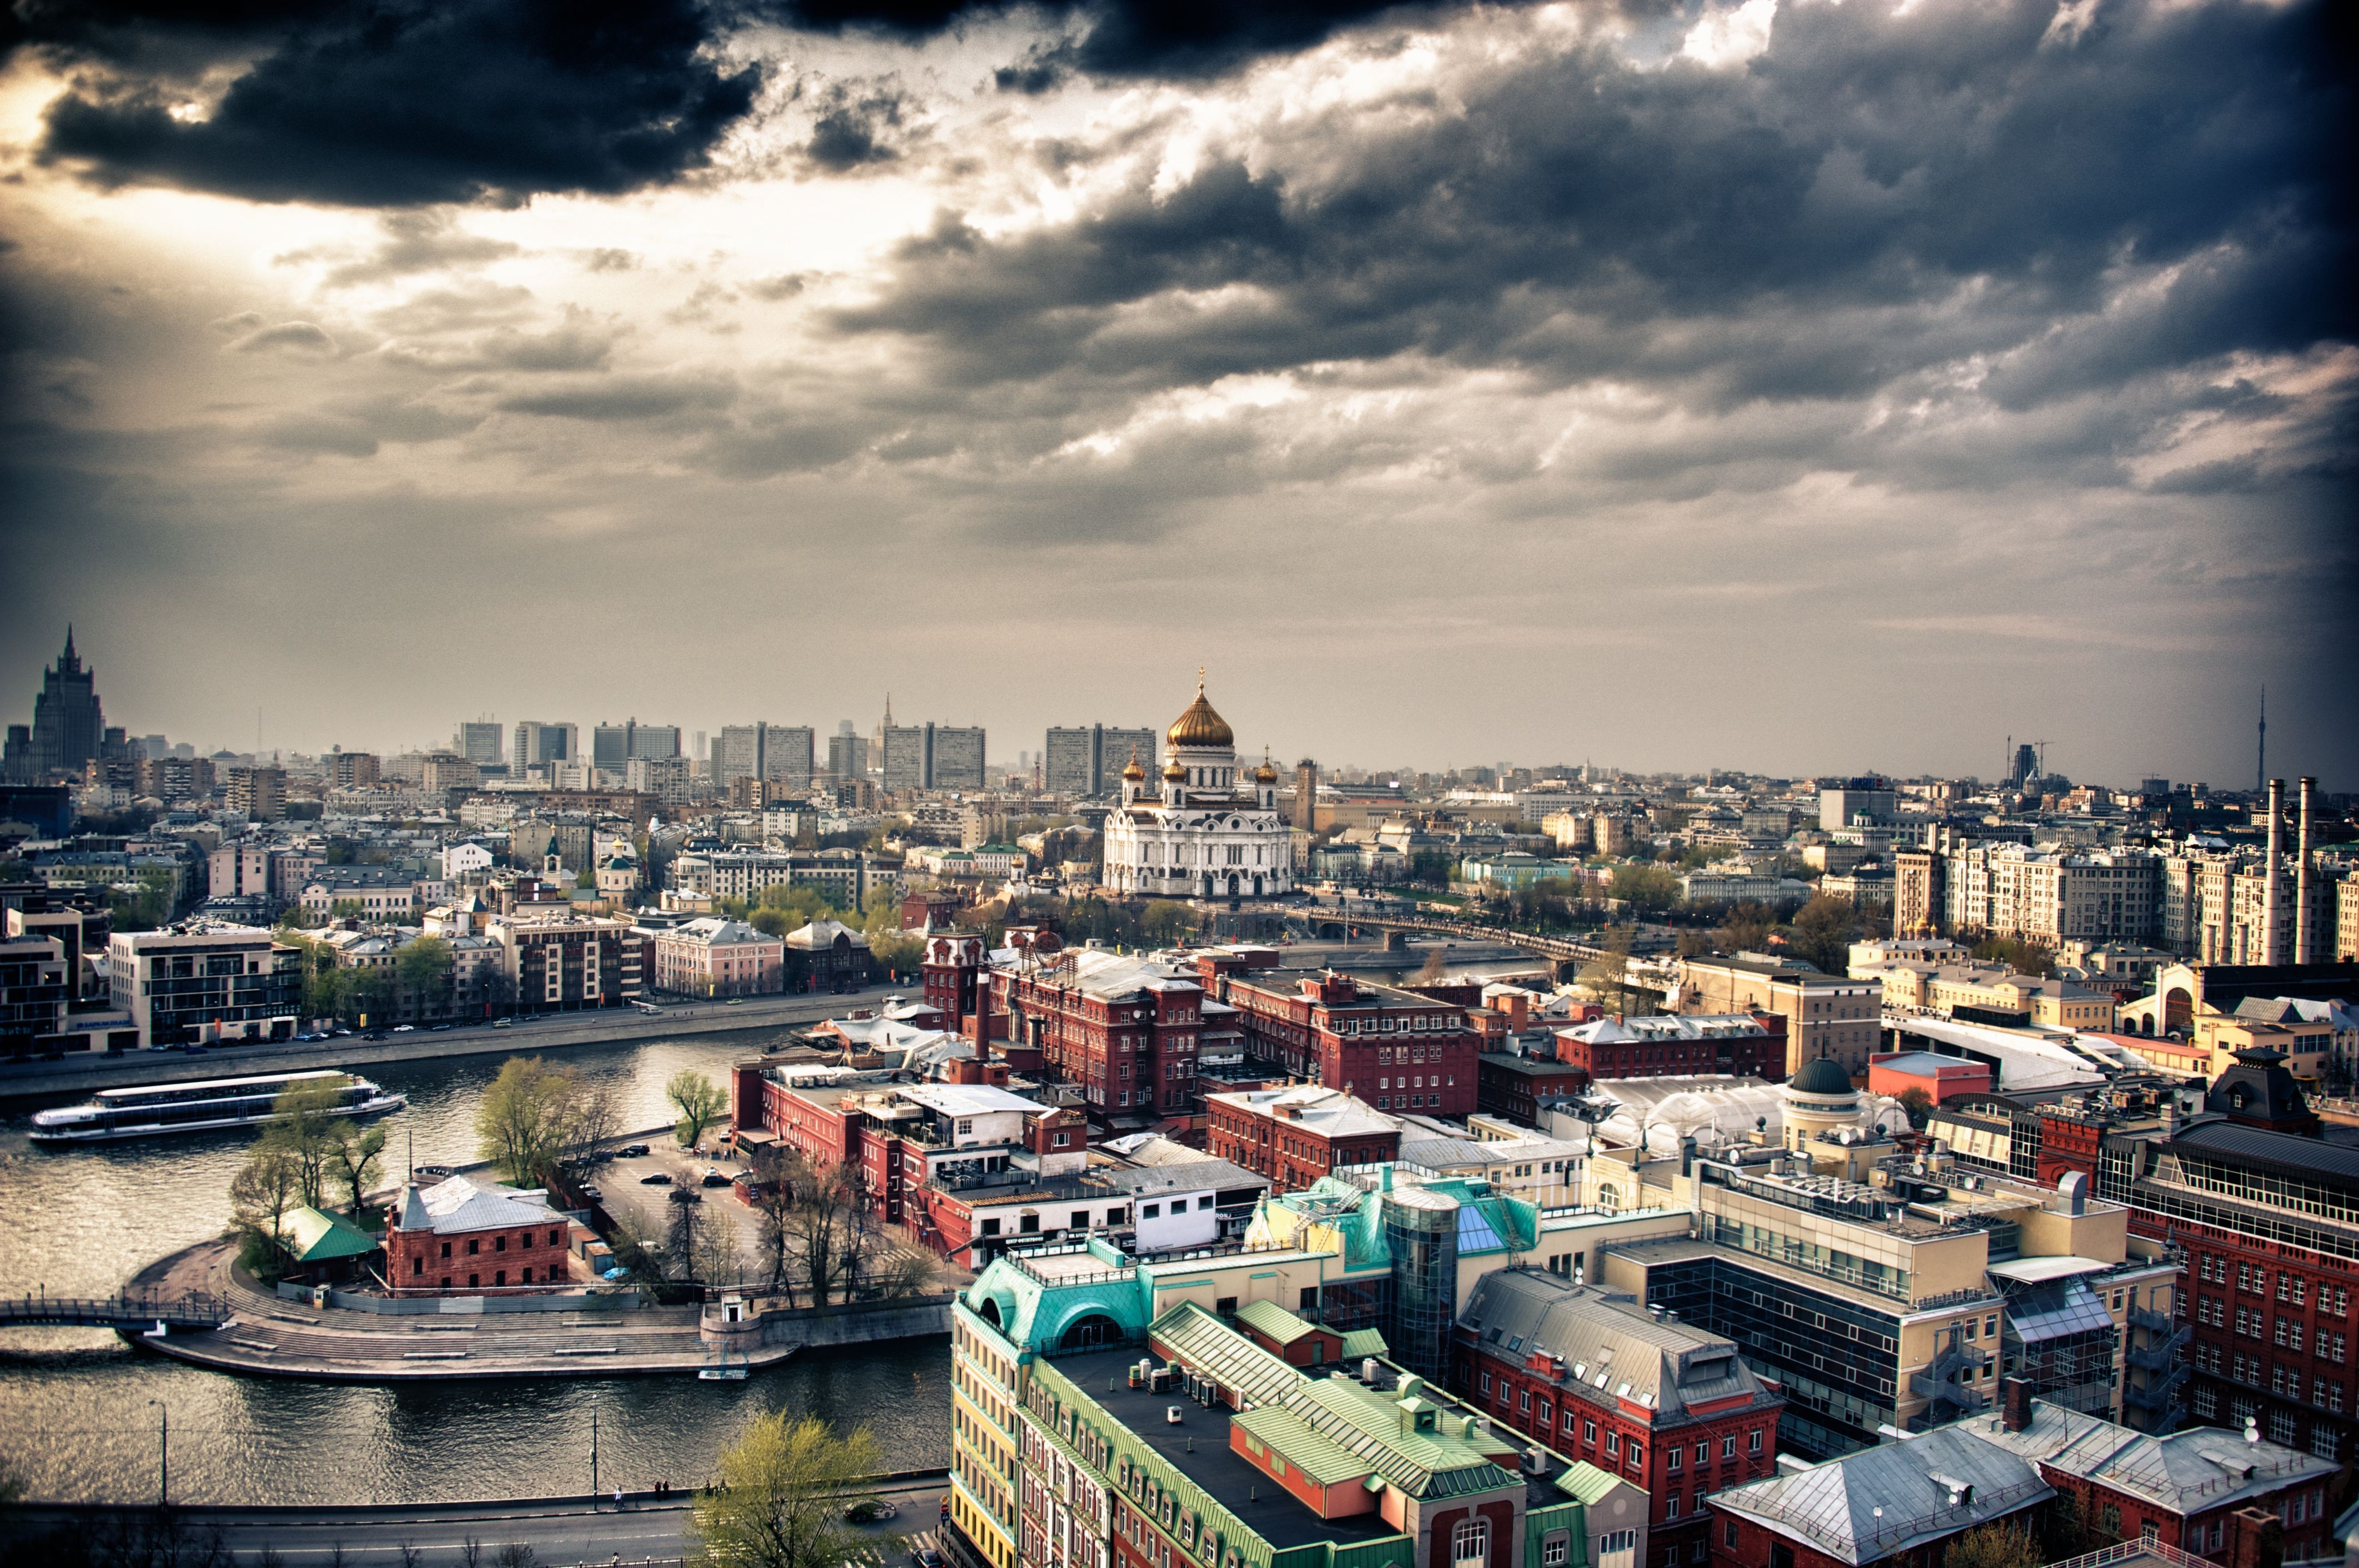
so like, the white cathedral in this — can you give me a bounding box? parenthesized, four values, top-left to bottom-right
(1102, 673, 1295, 901)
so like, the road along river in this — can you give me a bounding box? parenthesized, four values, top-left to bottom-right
(0, 1025, 953, 1505)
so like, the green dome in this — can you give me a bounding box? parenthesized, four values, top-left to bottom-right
(1789, 1056, 1855, 1096)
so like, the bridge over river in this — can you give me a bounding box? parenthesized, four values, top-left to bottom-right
(0, 1290, 230, 1331)
(1279, 906, 1608, 969)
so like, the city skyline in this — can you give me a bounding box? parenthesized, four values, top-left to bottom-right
(0, 623, 2340, 791)
(5, 0, 2352, 786)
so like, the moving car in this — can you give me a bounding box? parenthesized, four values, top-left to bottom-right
(701, 1171, 733, 1188)
(618, 1143, 651, 1158)
(639, 1172, 673, 1185)
(843, 1499, 896, 1524)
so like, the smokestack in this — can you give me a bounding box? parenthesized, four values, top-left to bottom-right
(2295, 777, 2315, 965)
(2001, 1375, 2034, 1433)
(2261, 779, 2283, 965)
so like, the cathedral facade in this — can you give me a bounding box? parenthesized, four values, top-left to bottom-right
(1102, 673, 1294, 901)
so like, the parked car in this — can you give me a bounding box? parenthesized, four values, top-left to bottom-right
(580, 1185, 602, 1202)
(843, 1499, 896, 1524)
(667, 1187, 702, 1204)
(618, 1143, 651, 1158)
(492, 1019, 514, 1028)
(916, 1548, 947, 1568)
(701, 1171, 733, 1188)
(392, 1025, 416, 1033)
(639, 1172, 673, 1186)
(430, 1023, 453, 1032)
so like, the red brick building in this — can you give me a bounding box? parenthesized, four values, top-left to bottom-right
(1476, 1050, 1595, 1126)
(1453, 1268, 1783, 1568)
(1978, 1383, 2341, 1564)
(1204, 966, 1482, 1117)
(1204, 1085, 1401, 1191)
(385, 1174, 577, 1294)
(1551, 1012, 1785, 1083)
(991, 947, 1208, 1123)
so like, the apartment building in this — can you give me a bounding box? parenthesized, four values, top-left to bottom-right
(1044, 724, 1159, 797)
(486, 914, 652, 1014)
(225, 765, 286, 821)
(652, 916, 783, 997)
(716, 722, 815, 789)
(107, 921, 303, 1047)
(1599, 1063, 2180, 1459)
(1672, 957, 1880, 1077)
(1943, 845, 2160, 944)
(1204, 1085, 1402, 1191)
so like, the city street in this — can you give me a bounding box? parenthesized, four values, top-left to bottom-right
(10, 1475, 954, 1567)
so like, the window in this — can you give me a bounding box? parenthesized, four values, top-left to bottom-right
(1199, 1196, 1215, 1210)
(440, 1241, 451, 1258)
(1664, 1494, 1680, 1520)
(1451, 1518, 1489, 1568)
(1748, 1429, 1764, 1454)
(1481, 1372, 1493, 1395)
(411, 1257, 423, 1275)
(981, 1218, 1000, 1237)
(1542, 1534, 1568, 1568)
(1585, 1420, 1597, 1444)
(521, 1231, 533, 1249)
(1724, 1520, 1741, 1550)
(1604, 1432, 1618, 1457)
(1667, 1446, 1682, 1471)
(1722, 1434, 1736, 1459)
(467, 1239, 480, 1256)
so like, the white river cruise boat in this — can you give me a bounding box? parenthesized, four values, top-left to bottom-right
(29, 1068, 406, 1145)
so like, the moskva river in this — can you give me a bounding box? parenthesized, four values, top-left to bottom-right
(0, 1028, 952, 1504)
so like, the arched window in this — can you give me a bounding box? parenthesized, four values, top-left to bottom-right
(1452, 1519, 1490, 1568)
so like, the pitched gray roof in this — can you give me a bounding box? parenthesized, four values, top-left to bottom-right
(1457, 1268, 1769, 1420)
(1973, 1400, 2339, 1517)
(398, 1174, 561, 1236)
(1711, 1424, 2053, 1566)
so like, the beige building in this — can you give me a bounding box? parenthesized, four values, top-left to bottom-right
(1598, 1063, 2181, 1456)
(1944, 844, 2159, 944)
(1858, 959, 2115, 1030)
(1674, 955, 1881, 1075)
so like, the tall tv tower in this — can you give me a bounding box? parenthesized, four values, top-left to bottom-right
(2256, 687, 2266, 798)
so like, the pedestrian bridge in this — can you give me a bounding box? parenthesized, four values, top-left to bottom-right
(0, 1292, 230, 1330)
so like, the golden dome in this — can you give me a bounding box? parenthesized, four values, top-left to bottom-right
(1121, 750, 1146, 780)
(1168, 668, 1234, 749)
(1163, 758, 1188, 781)
(1255, 748, 1278, 783)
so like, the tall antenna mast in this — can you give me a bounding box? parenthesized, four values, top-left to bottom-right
(2256, 687, 2266, 797)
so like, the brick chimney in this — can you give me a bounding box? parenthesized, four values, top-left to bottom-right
(2227, 1505, 2283, 1568)
(2001, 1375, 2034, 1433)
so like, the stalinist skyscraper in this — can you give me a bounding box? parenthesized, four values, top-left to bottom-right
(3, 627, 107, 784)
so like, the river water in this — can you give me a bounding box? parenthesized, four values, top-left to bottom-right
(0, 1029, 952, 1505)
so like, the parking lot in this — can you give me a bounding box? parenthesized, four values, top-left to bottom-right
(587, 1138, 768, 1270)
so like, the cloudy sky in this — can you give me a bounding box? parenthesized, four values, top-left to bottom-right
(2, 0, 2350, 786)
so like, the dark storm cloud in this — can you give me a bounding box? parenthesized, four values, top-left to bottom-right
(801, 81, 918, 172)
(829, 0, 2355, 439)
(496, 372, 738, 421)
(23, 0, 761, 207)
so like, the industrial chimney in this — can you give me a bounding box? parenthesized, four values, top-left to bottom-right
(2294, 777, 2315, 965)
(2261, 779, 2283, 965)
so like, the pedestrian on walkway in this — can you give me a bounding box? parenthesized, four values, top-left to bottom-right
(615, 1485, 625, 1511)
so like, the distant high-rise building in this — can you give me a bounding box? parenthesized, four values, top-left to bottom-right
(1043, 724, 1157, 796)
(512, 721, 576, 769)
(227, 765, 287, 821)
(2011, 743, 2039, 787)
(593, 719, 680, 768)
(718, 723, 815, 788)
(4, 628, 106, 784)
(326, 750, 380, 789)
(456, 720, 503, 768)
(826, 721, 864, 784)
(881, 722, 985, 793)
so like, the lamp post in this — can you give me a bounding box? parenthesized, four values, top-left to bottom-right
(147, 1399, 168, 1509)
(591, 1393, 600, 1507)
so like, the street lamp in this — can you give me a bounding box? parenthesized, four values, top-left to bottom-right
(147, 1399, 168, 1509)
(591, 1393, 600, 1507)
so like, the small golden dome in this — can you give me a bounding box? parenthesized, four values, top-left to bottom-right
(1255, 759, 1278, 783)
(1167, 667, 1234, 749)
(1162, 759, 1188, 781)
(1121, 750, 1146, 780)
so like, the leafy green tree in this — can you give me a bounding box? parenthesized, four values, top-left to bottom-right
(668, 1070, 729, 1148)
(1971, 933, 2056, 977)
(263, 1076, 353, 1208)
(1608, 863, 1680, 914)
(1142, 900, 1195, 946)
(688, 1413, 883, 1568)
(229, 1144, 306, 1280)
(475, 1056, 596, 1186)
(1716, 901, 1777, 954)
(1788, 893, 1863, 974)
(329, 1120, 388, 1214)
(1943, 1520, 2041, 1568)
(1898, 1086, 1934, 1131)
(870, 930, 922, 977)
(396, 935, 455, 1017)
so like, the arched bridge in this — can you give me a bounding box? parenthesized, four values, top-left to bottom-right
(0, 1292, 230, 1331)
(1281, 908, 1606, 967)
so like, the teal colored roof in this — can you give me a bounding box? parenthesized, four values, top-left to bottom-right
(1234, 1298, 1316, 1345)
(277, 1206, 379, 1264)
(1340, 1328, 1390, 1359)
(962, 1241, 1153, 1350)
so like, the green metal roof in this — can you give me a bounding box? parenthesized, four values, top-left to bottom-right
(277, 1206, 379, 1264)
(1280, 1377, 1521, 1501)
(1552, 1461, 1625, 1506)
(1339, 1328, 1389, 1359)
(1151, 1302, 1306, 1411)
(1233, 1406, 1372, 1488)
(1234, 1299, 1317, 1345)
